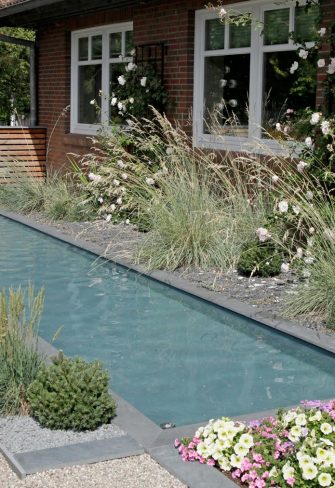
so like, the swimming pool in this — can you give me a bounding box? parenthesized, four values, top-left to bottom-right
(1, 214, 335, 427)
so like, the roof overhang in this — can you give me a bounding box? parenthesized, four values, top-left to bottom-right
(0, 0, 149, 28)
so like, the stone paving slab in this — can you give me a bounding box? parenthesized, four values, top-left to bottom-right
(13, 436, 144, 478)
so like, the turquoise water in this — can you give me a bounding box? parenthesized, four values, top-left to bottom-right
(1, 215, 335, 426)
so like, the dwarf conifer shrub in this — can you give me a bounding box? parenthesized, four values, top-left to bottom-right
(27, 352, 116, 431)
(237, 241, 282, 277)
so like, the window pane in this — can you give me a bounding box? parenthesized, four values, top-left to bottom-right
(204, 54, 250, 136)
(229, 21, 251, 48)
(110, 32, 122, 58)
(264, 9, 289, 45)
(78, 65, 102, 124)
(205, 19, 225, 50)
(262, 51, 316, 137)
(92, 35, 102, 60)
(109, 64, 126, 124)
(295, 5, 319, 42)
(125, 31, 134, 56)
(78, 37, 88, 61)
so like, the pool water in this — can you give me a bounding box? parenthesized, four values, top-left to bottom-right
(1, 215, 335, 427)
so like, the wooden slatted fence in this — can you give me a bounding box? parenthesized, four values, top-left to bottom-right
(0, 127, 46, 181)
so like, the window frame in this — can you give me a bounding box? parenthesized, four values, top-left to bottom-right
(71, 21, 133, 135)
(193, 0, 316, 153)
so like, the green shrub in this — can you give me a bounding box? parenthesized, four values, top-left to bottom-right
(0, 285, 44, 415)
(27, 352, 116, 431)
(237, 241, 283, 277)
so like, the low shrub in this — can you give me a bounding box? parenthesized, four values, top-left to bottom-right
(176, 399, 335, 487)
(0, 285, 44, 415)
(27, 352, 116, 431)
(237, 241, 283, 277)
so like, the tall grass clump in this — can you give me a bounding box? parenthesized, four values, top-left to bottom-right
(132, 111, 269, 270)
(0, 285, 44, 415)
(0, 164, 90, 221)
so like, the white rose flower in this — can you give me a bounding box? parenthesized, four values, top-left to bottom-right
(297, 161, 308, 173)
(299, 49, 308, 59)
(126, 62, 136, 71)
(311, 112, 321, 125)
(256, 227, 270, 242)
(321, 120, 331, 135)
(140, 76, 147, 87)
(319, 27, 326, 37)
(118, 75, 126, 86)
(318, 58, 326, 68)
(290, 61, 299, 73)
(278, 200, 289, 213)
(305, 136, 313, 147)
(281, 263, 290, 274)
(111, 97, 117, 106)
(129, 97, 134, 104)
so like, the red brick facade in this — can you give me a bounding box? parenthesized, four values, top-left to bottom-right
(4, 0, 334, 170)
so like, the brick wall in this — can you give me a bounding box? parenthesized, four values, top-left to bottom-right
(36, 0, 334, 170)
(316, 0, 335, 110)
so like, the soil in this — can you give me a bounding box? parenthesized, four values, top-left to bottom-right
(26, 212, 326, 333)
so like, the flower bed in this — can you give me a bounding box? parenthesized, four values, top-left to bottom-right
(176, 400, 335, 487)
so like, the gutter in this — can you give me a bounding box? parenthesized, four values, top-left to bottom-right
(0, 0, 64, 18)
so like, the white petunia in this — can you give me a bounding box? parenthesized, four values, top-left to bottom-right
(318, 473, 332, 487)
(302, 463, 318, 480)
(239, 433, 254, 449)
(295, 413, 307, 426)
(321, 423, 333, 435)
(230, 454, 244, 468)
(321, 120, 331, 135)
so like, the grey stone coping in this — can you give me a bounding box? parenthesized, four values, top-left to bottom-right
(1, 209, 335, 488)
(14, 436, 144, 477)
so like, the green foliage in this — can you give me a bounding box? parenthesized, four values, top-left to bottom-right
(0, 285, 44, 415)
(237, 241, 283, 277)
(0, 28, 35, 124)
(27, 353, 116, 431)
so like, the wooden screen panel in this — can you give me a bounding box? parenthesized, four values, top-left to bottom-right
(0, 127, 46, 182)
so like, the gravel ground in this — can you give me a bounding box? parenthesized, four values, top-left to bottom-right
(27, 213, 326, 332)
(0, 453, 186, 488)
(0, 416, 125, 453)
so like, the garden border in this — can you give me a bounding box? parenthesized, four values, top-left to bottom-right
(1, 209, 334, 488)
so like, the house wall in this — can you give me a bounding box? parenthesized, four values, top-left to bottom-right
(36, 0, 335, 171)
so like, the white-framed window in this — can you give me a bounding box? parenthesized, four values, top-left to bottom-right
(71, 22, 133, 134)
(193, 0, 319, 153)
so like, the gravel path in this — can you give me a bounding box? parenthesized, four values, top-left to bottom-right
(0, 416, 125, 453)
(0, 453, 186, 488)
